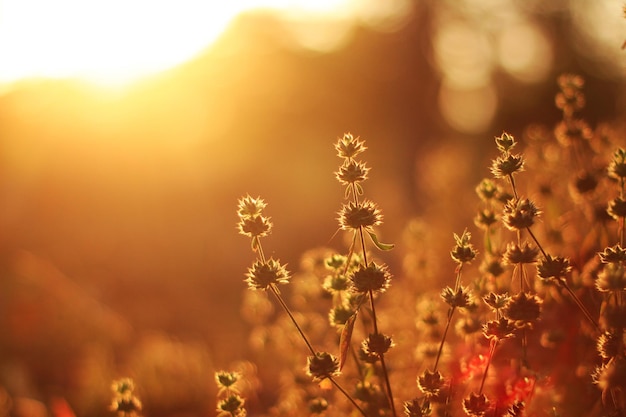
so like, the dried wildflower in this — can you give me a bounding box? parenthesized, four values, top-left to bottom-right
(336, 159, 370, 185)
(503, 242, 539, 265)
(358, 345, 380, 363)
(354, 381, 382, 403)
(480, 256, 506, 278)
(474, 209, 497, 230)
(215, 371, 241, 392)
(323, 274, 351, 293)
(245, 259, 290, 290)
(325, 253, 348, 270)
(596, 262, 626, 292)
(417, 369, 445, 397)
(608, 148, 626, 179)
(404, 398, 431, 417)
(306, 352, 340, 381)
(593, 357, 626, 396)
(335, 133, 367, 159)
(483, 317, 516, 341)
(237, 215, 272, 238)
(110, 378, 142, 417)
(507, 400, 525, 417)
(491, 153, 525, 178)
(554, 119, 593, 147)
(456, 316, 483, 337)
(502, 198, 540, 230)
(237, 195, 267, 218)
(329, 305, 354, 327)
(557, 73, 584, 92)
(503, 292, 542, 328)
(599, 245, 626, 263)
(450, 230, 477, 264)
(476, 178, 498, 201)
(597, 331, 624, 360)
(308, 397, 329, 414)
(483, 292, 511, 312)
(537, 255, 571, 285)
(495, 132, 517, 153)
(463, 392, 490, 416)
(608, 196, 626, 219)
(350, 262, 392, 293)
(362, 333, 394, 357)
(217, 394, 246, 417)
(441, 286, 473, 309)
(338, 200, 382, 230)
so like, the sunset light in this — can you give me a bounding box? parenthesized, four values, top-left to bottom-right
(0, 0, 410, 87)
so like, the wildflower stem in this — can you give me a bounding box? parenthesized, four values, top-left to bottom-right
(328, 376, 368, 417)
(525, 227, 548, 259)
(369, 289, 396, 416)
(560, 281, 600, 331)
(434, 306, 456, 372)
(269, 284, 317, 356)
(479, 339, 498, 394)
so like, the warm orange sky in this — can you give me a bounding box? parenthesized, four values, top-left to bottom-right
(0, 0, 412, 87)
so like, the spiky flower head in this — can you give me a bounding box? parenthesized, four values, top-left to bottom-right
(350, 262, 392, 293)
(495, 132, 517, 153)
(480, 256, 506, 278)
(483, 292, 511, 312)
(308, 398, 329, 414)
(417, 369, 445, 397)
(463, 392, 490, 416)
(596, 262, 626, 292)
(474, 209, 497, 230)
(608, 197, 626, 220)
(217, 394, 246, 417)
(362, 333, 394, 357)
(491, 153, 525, 178)
(306, 352, 340, 381)
(237, 215, 272, 238)
(483, 317, 516, 341)
(335, 133, 367, 159)
(503, 242, 539, 265)
(537, 254, 571, 285)
(507, 401, 525, 417)
(336, 159, 370, 185)
(338, 200, 382, 231)
(245, 259, 290, 290)
(502, 198, 540, 230)
(237, 195, 267, 218)
(215, 371, 241, 392)
(329, 305, 354, 327)
(476, 178, 498, 201)
(503, 291, 542, 328)
(323, 274, 351, 294)
(404, 398, 431, 417)
(597, 331, 624, 360)
(599, 245, 626, 263)
(450, 230, 477, 264)
(441, 286, 473, 309)
(608, 148, 626, 179)
(593, 357, 626, 395)
(110, 378, 142, 417)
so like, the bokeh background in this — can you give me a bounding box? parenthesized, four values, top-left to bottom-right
(0, 0, 624, 415)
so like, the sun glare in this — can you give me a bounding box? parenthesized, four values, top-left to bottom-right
(0, 0, 410, 89)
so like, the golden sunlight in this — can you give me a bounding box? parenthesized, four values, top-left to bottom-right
(0, 0, 411, 88)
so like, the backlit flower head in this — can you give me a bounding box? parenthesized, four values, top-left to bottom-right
(336, 159, 370, 185)
(491, 154, 525, 178)
(503, 242, 539, 265)
(237, 195, 267, 218)
(246, 259, 290, 290)
(596, 262, 626, 292)
(335, 133, 367, 159)
(306, 352, 340, 381)
(450, 230, 477, 264)
(350, 262, 392, 293)
(417, 369, 445, 397)
(463, 392, 490, 416)
(361, 332, 394, 357)
(537, 254, 571, 285)
(608, 148, 626, 179)
(503, 291, 542, 328)
(502, 198, 540, 230)
(338, 200, 382, 231)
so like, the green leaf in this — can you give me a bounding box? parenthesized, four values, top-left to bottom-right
(339, 312, 357, 371)
(367, 230, 394, 251)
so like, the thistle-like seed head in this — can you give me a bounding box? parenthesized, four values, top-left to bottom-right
(338, 200, 383, 231)
(417, 369, 445, 397)
(608, 148, 626, 179)
(362, 333, 394, 357)
(503, 242, 539, 265)
(441, 286, 473, 309)
(463, 392, 490, 416)
(306, 352, 340, 381)
(537, 254, 571, 285)
(502, 198, 540, 231)
(350, 262, 392, 293)
(335, 133, 367, 159)
(245, 259, 290, 290)
(450, 230, 477, 264)
(495, 132, 517, 153)
(503, 291, 542, 329)
(335, 159, 370, 185)
(483, 317, 516, 341)
(596, 262, 626, 292)
(599, 245, 626, 263)
(608, 197, 626, 220)
(491, 153, 525, 178)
